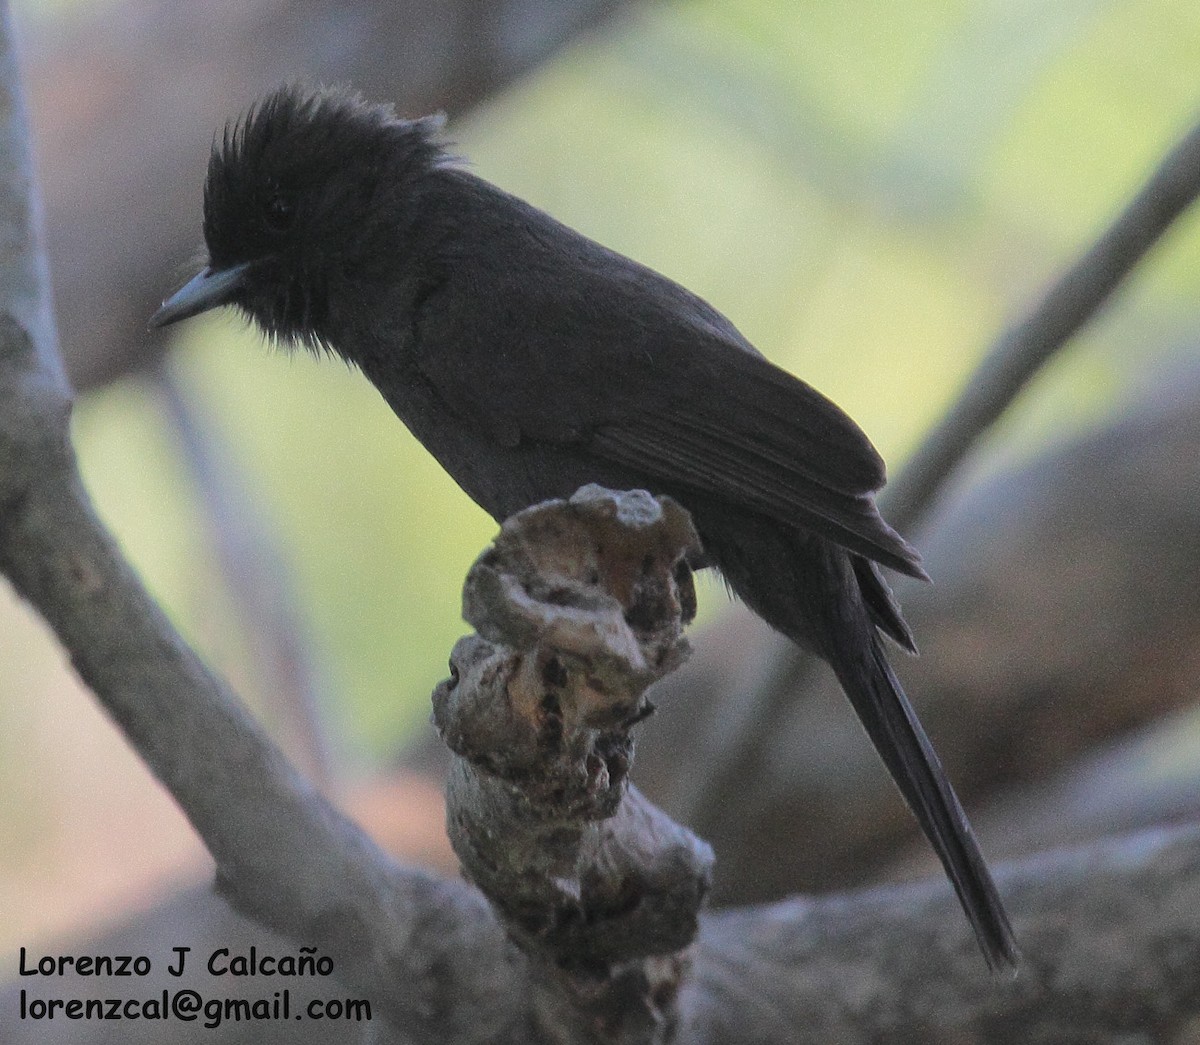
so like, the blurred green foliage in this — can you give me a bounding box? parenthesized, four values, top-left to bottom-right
(65, 0, 1200, 760)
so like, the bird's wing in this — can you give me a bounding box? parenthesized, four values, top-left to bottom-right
(597, 340, 922, 577)
(412, 204, 922, 576)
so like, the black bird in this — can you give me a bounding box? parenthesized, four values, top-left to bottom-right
(151, 84, 1017, 973)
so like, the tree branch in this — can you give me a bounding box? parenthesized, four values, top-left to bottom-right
(11, 811, 1200, 1043)
(152, 360, 334, 784)
(685, 824, 1200, 1044)
(434, 486, 712, 1044)
(885, 115, 1200, 533)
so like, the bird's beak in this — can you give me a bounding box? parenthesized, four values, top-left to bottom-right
(148, 261, 253, 329)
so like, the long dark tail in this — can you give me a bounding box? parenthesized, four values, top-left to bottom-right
(695, 505, 1017, 971)
(828, 630, 1019, 974)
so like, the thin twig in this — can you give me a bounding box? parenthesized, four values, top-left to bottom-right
(153, 360, 334, 785)
(677, 112, 1200, 827)
(883, 113, 1200, 532)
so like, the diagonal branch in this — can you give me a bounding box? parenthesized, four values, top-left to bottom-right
(153, 360, 335, 785)
(673, 112, 1200, 828)
(883, 114, 1200, 532)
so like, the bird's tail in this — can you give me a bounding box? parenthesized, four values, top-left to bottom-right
(829, 632, 1019, 974)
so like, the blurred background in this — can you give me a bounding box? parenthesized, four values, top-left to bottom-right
(5, 0, 1200, 978)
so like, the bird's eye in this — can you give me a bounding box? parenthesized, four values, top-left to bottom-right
(264, 193, 294, 232)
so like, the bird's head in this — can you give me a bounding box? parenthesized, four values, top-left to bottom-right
(150, 83, 444, 348)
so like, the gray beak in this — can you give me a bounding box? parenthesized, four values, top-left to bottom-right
(148, 262, 253, 329)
